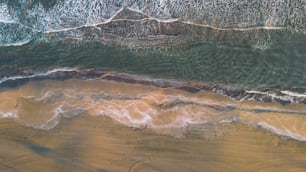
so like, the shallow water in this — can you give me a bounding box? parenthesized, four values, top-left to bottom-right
(2, 116, 306, 172)
(1, 78, 306, 140)
(0, 35, 305, 89)
(1, 79, 306, 172)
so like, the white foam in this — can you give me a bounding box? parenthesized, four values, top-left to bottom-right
(176, 117, 207, 128)
(0, 111, 18, 119)
(37, 2, 287, 39)
(28, 107, 62, 130)
(182, 21, 285, 32)
(96, 102, 154, 128)
(0, 39, 32, 47)
(245, 90, 268, 95)
(0, 4, 34, 47)
(0, 3, 14, 23)
(44, 67, 78, 75)
(280, 91, 306, 98)
(245, 89, 306, 103)
(0, 67, 78, 85)
(36, 91, 54, 101)
(257, 122, 306, 142)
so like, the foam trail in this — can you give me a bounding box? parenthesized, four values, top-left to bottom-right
(280, 91, 306, 98)
(1, 68, 306, 105)
(0, 71, 306, 141)
(257, 122, 306, 142)
(0, 67, 78, 85)
(244, 89, 306, 104)
(0, 39, 33, 47)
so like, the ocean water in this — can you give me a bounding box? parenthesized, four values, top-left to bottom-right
(1, 0, 306, 171)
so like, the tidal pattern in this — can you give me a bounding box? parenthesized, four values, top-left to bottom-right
(0, 0, 306, 171)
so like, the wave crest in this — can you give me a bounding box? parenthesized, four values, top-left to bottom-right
(1, 77, 306, 141)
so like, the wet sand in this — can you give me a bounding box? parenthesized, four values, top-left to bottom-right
(0, 79, 306, 171)
(1, 115, 306, 172)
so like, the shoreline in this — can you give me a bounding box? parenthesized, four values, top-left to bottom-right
(0, 76, 306, 142)
(1, 68, 306, 106)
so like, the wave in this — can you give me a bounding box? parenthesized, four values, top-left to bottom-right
(3, 0, 304, 31)
(1, 1, 304, 49)
(1, 68, 306, 105)
(256, 122, 306, 142)
(242, 90, 306, 105)
(0, 71, 306, 141)
(0, 67, 78, 85)
(41, 7, 287, 35)
(0, 39, 33, 47)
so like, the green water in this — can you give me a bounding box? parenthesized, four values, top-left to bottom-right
(0, 31, 305, 90)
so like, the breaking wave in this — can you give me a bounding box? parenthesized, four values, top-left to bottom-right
(1, 68, 306, 105)
(0, 70, 306, 141)
(0, 67, 79, 85)
(1, 0, 304, 48)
